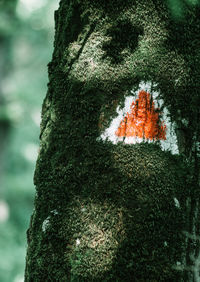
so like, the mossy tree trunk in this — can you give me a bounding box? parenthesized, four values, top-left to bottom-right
(25, 1, 200, 281)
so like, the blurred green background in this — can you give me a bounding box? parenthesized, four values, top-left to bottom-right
(0, 0, 59, 281)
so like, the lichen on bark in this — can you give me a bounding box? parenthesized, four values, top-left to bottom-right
(25, 1, 200, 281)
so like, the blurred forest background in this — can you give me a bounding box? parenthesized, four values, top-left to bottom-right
(0, 0, 59, 281)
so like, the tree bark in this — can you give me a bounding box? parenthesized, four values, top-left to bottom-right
(25, 1, 200, 281)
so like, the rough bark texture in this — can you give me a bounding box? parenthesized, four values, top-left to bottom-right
(25, 1, 200, 281)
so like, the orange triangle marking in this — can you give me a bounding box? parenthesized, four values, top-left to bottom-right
(115, 90, 166, 140)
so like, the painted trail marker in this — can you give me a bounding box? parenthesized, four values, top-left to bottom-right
(100, 82, 179, 154)
(115, 90, 166, 141)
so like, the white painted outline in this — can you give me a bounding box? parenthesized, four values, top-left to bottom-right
(100, 81, 179, 154)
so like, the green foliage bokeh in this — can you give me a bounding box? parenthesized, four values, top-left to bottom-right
(0, 1, 59, 281)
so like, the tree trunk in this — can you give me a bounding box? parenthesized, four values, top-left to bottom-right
(25, 1, 200, 281)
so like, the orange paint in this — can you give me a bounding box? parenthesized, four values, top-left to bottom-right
(115, 90, 166, 140)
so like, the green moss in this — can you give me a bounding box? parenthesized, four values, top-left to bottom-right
(25, 0, 199, 281)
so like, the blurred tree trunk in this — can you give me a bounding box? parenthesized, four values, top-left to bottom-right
(0, 0, 17, 190)
(25, 0, 199, 281)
